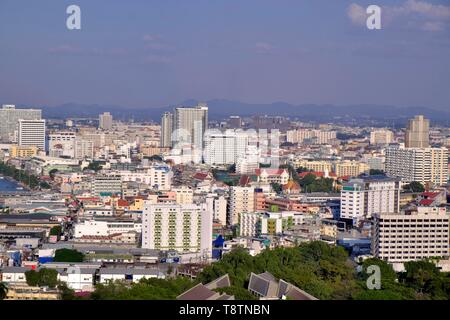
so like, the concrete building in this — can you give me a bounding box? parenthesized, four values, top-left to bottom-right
(204, 129, 250, 165)
(405, 115, 430, 148)
(340, 177, 401, 224)
(92, 175, 123, 196)
(228, 186, 255, 225)
(9, 145, 38, 158)
(0, 104, 41, 142)
(160, 112, 173, 148)
(48, 132, 76, 158)
(370, 129, 394, 145)
(74, 138, 94, 159)
(99, 112, 113, 130)
(18, 119, 46, 150)
(372, 209, 449, 263)
(334, 161, 369, 177)
(385, 145, 448, 185)
(173, 104, 208, 149)
(172, 186, 194, 204)
(286, 129, 336, 145)
(142, 203, 213, 257)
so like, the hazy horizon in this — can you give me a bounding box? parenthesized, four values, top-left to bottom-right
(1, 0, 450, 110)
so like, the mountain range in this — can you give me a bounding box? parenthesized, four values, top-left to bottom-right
(24, 99, 450, 126)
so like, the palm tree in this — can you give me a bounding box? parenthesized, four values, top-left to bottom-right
(0, 282, 8, 300)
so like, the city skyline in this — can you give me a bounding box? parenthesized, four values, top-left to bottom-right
(1, 0, 450, 110)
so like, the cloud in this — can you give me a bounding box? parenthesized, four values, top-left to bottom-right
(142, 54, 172, 64)
(255, 42, 274, 54)
(48, 45, 128, 56)
(348, 0, 450, 31)
(143, 34, 163, 42)
(347, 3, 367, 26)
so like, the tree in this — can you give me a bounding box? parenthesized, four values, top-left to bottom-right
(54, 248, 84, 262)
(271, 183, 282, 194)
(0, 282, 8, 300)
(25, 269, 59, 288)
(86, 161, 103, 172)
(50, 225, 62, 237)
(49, 169, 59, 179)
(403, 181, 425, 193)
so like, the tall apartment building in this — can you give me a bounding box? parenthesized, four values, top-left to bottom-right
(228, 186, 255, 225)
(286, 129, 336, 145)
(74, 138, 94, 159)
(405, 115, 430, 148)
(99, 112, 113, 130)
(206, 194, 228, 226)
(372, 209, 449, 263)
(142, 203, 213, 256)
(92, 175, 123, 196)
(370, 129, 394, 145)
(340, 177, 401, 224)
(173, 104, 208, 148)
(204, 129, 250, 165)
(0, 105, 41, 142)
(385, 145, 448, 185)
(48, 132, 76, 158)
(18, 119, 46, 150)
(160, 112, 173, 148)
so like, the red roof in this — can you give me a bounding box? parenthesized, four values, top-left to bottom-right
(419, 199, 434, 206)
(420, 192, 439, 198)
(193, 172, 208, 180)
(239, 175, 251, 186)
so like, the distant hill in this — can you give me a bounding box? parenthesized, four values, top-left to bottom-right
(29, 100, 450, 125)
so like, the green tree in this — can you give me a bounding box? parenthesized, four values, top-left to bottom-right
(50, 225, 63, 237)
(54, 248, 84, 262)
(271, 183, 282, 194)
(25, 269, 59, 288)
(0, 282, 8, 300)
(403, 181, 425, 193)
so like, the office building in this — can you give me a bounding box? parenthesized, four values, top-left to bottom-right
(372, 209, 449, 263)
(9, 145, 38, 158)
(160, 112, 173, 148)
(0, 104, 41, 142)
(286, 129, 336, 145)
(370, 129, 394, 145)
(385, 145, 448, 185)
(92, 175, 123, 196)
(405, 115, 430, 148)
(48, 132, 76, 158)
(173, 104, 208, 148)
(340, 177, 401, 224)
(142, 203, 213, 257)
(99, 112, 113, 130)
(228, 186, 255, 225)
(18, 119, 46, 150)
(204, 129, 249, 165)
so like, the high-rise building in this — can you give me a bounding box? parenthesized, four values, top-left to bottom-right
(372, 209, 449, 263)
(286, 129, 337, 145)
(74, 138, 94, 159)
(48, 132, 76, 158)
(228, 116, 242, 128)
(99, 112, 113, 130)
(385, 145, 448, 185)
(370, 129, 394, 145)
(0, 105, 41, 142)
(160, 112, 173, 148)
(228, 186, 255, 225)
(340, 177, 401, 224)
(173, 104, 208, 148)
(142, 203, 213, 257)
(18, 119, 46, 150)
(405, 115, 430, 148)
(204, 129, 250, 165)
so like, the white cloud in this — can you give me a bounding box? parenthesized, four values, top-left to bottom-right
(347, 3, 367, 26)
(348, 0, 450, 32)
(255, 42, 274, 54)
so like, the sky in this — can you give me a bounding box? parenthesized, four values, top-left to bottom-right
(0, 0, 450, 110)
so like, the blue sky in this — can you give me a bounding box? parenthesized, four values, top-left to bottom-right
(0, 0, 449, 110)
